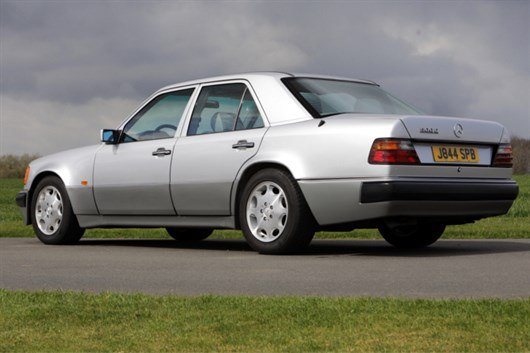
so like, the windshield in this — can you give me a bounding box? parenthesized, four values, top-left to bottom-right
(282, 77, 422, 118)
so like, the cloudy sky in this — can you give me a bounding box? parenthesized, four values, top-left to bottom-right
(1, 0, 529, 155)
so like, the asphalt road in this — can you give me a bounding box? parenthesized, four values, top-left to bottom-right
(1, 238, 529, 298)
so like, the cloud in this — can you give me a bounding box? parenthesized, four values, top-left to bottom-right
(1, 95, 137, 155)
(0, 0, 528, 155)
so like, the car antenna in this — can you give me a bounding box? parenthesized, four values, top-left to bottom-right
(318, 120, 326, 127)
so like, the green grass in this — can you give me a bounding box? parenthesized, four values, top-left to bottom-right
(1, 290, 529, 353)
(1, 176, 529, 239)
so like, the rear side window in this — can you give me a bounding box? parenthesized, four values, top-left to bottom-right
(188, 83, 264, 136)
(122, 88, 194, 142)
(235, 90, 264, 130)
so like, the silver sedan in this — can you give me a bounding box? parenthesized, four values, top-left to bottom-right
(16, 72, 519, 254)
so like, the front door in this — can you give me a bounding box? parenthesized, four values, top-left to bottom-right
(171, 82, 267, 215)
(94, 88, 195, 215)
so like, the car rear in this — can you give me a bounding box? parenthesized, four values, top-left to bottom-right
(280, 76, 518, 230)
(360, 115, 518, 225)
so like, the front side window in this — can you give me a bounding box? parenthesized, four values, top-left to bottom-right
(282, 78, 422, 118)
(188, 83, 264, 136)
(122, 88, 194, 142)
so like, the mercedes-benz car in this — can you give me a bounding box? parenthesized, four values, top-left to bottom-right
(16, 72, 519, 254)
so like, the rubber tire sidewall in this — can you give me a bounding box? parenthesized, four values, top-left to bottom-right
(30, 176, 84, 245)
(239, 168, 315, 254)
(165, 228, 213, 242)
(378, 223, 445, 248)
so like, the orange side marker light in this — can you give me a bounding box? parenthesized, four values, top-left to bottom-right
(23, 167, 30, 185)
(81, 180, 88, 186)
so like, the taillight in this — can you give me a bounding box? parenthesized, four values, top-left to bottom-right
(23, 166, 30, 185)
(369, 139, 420, 165)
(492, 144, 513, 168)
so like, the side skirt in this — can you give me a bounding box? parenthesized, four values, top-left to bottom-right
(77, 215, 236, 229)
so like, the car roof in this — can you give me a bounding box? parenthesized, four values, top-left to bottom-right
(157, 71, 378, 93)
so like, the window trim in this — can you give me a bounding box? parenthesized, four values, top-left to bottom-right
(182, 80, 269, 138)
(232, 87, 248, 131)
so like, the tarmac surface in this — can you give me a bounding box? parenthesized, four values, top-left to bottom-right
(1, 238, 529, 298)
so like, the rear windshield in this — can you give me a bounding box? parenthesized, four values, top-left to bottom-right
(282, 77, 422, 118)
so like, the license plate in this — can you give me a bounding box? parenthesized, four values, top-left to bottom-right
(431, 145, 480, 163)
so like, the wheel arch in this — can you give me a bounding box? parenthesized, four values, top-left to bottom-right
(231, 161, 311, 229)
(26, 171, 63, 225)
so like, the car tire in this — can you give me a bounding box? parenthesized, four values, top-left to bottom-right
(165, 228, 213, 242)
(30, 176, 85, 245)
(378, 222, 445, 248)
(239, 168, 315, 254)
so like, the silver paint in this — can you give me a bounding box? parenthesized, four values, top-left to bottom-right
(19, 72, 516, 230)
(299, 178, 515, 225)
(93, 139, 176, 215)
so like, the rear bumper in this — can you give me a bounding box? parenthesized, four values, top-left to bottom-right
(15, 191, 29, 225)
(360, 181, 519, 203)
(298, 178, 519, 226)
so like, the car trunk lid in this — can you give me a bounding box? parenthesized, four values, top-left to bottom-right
(400, 115, 504, 143)
(397, 116, 506, 167)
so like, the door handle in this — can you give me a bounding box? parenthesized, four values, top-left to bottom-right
(232, 140, 255, 149)
(152, 147, 172, 156)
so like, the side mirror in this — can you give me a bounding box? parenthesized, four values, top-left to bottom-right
(100, 129, 120, 144)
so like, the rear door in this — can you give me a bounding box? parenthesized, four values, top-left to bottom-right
(171, 82, 268, 215)
(93, 87, 196, 215)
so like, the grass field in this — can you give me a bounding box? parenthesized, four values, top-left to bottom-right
(1, 290, 529, 353)
(1, 176, 528, 239)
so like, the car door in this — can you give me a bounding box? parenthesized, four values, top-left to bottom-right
(93, 87, 196, 215)
(171, 82, 268, 215)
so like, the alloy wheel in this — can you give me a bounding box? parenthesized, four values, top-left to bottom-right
(246, 181, 289, 242)
(35, 186, 63, 235)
